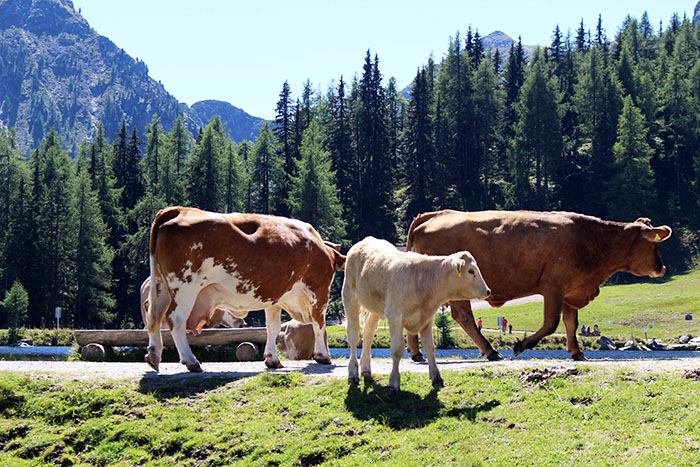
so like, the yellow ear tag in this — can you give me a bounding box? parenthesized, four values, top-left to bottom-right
(456, 266, 462, 278)
(654, 233, 661, 241)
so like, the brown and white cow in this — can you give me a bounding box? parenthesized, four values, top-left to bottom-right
(144, 206, 345, 372)
(276, 320, 328, 360)
(140, 276, 246, 331)
(342, 236, 490, 393)
(405, 210, 672, 361)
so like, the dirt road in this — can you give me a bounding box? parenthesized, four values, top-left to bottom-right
(2, 357, 698, 382)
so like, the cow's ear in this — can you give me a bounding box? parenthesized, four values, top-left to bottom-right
(641, 226, 672, 243)
(634, 217, 652, 226)
(455, 259, 464, 277)
(334, 252, 346, 271)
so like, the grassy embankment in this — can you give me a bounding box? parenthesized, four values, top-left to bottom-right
(1, 365, 699, 466)
(328, 268, 700, 350)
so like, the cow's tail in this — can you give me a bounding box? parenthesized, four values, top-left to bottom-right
(146, 207, 181, 334)
(406, 210, 444, 252)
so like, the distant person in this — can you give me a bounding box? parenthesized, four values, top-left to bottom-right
(508, 322, 512, 334)
(586, 325, 591, 335)
(593, 324, 600, 336)
(580, 324, 587, 336)
(478, 317, 483, 331)
(502, 317, 508, 334)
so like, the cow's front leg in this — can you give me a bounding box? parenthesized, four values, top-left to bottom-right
(170, 307, 202, 372)
(450, 300, 503, 361)
(311, 313, 331, 364)
(420, 320, 443, 389)
(514, 292, 562, 356)
(562, 305, 586, 360)
(343, 289, 362, 384)
(264, 305, 283, 368)
(387, 313, 404, 394)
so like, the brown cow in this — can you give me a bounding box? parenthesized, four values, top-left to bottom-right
(144, 206, 345, 372)
(405, 210, 672, 361)
(140, 277, 246, 331)
(276, 320, 328, 360)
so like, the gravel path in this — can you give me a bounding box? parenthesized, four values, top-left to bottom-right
(2, 357, 698, 382)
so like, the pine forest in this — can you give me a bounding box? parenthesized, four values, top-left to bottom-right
(1, 13, 700, 328)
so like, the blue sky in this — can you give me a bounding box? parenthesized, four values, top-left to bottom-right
(71, 1, 695, 120)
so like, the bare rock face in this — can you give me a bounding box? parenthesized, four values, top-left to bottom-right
(694, 1, 700, 24)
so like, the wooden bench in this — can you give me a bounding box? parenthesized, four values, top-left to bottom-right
(75, 328, 267, 361)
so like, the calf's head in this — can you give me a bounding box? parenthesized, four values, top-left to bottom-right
(447, 251, 491, 300)
(624, 218, 672, 278)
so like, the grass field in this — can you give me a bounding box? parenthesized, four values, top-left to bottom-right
(328, 269, 700, 350)
(1, 365, 699, 466)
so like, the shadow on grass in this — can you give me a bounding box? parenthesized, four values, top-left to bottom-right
(137, 372, 247, 400)
(344, 377, 499, 430)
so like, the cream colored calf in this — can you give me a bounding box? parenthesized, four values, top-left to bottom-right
(342, 236, 490, 393)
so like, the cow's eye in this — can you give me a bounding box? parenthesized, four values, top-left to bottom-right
(469, 269, 475, 275)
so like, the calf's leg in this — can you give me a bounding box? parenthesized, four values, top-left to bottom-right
(263, 305, 284, 368)
(343, 292, 362, 384)
(420, 320, 443, 389)
(360, 312, 380, 377)
(387, 313, 405, 394)
(449, 300, 503, 361)
(514, 293, 562, 356)
(562, 305, 586, 360)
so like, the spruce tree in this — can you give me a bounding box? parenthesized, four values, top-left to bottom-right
(274, 81, 295, 216)
(289, 120, 345, 241)
(607, 96, 655, 219)
(187, 116, 225, 211)
(251, 122, 280, 214)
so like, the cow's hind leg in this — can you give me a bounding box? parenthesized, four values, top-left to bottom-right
(405, 332, 425, 362)
(514, 293, 562, 356)
(264, 305, 284, 368)
(450, 300, 503, 361)
(170, 304, 203, 372)
(343, 289, 362, 385)
(145, 327, 163, 372)
(387, 313, 404, 394)
(360, 312, 380, 378)
(562, 305, 586, 360)
(420, 320, 443, 389)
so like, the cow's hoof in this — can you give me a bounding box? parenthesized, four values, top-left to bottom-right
(513, 340, 526, 356)
(313, 354, 332, 365)
(144, 353, 160, 372)
(432, 376, 445, 390)
(186, 362, 204, 373)
(572, 352, 587, 361)
(348, 375, 359, 385)
(410, 353, 425, 363)
(487, 350, 504, 361)
(388, 386, 399, 396)
(265, 359, 284, 369)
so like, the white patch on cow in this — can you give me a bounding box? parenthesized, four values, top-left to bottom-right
(190, 242, 203, 251)
(166, 258, 275, 323)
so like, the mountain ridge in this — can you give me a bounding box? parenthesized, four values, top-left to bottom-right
(0, 0, 266, 153)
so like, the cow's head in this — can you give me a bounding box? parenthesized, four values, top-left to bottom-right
(324, 240, 346, 271)
(624, 218, 672, 278)
(448, 251, 491, 299)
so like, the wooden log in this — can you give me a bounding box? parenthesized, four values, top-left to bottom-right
(74, 327, 268, 347)
(235, 342, 259, 361)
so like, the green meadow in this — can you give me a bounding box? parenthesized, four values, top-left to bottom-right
(1, 365, 699, 466)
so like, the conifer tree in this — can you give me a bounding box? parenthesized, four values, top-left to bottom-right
(2, 280, 28, 328)
(143, 114, 163, 193)
(224, 141, 246, 213)
(607, 96, 655, 219)
(274, 81, 295, 216)
(187, 116, 225, 211)
(251, 123, 280, 214)
(289, 121, 345, 241)
(73, 160, 115, 326)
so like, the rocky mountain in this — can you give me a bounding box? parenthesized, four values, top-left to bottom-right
(0, 0, 265, 154)
(482, 30, 536, 57)
(190, 100, 265, 143)
(694, 1, 700, 24)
